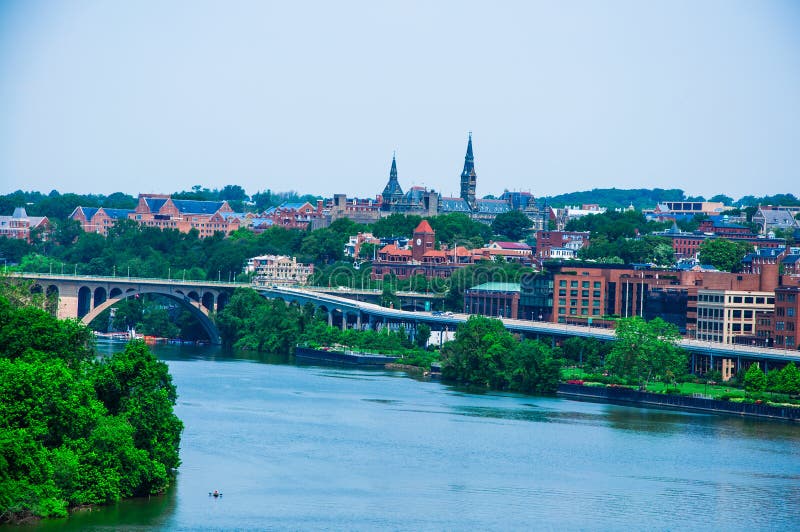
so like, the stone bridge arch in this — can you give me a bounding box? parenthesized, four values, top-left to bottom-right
(81, 287, 221, 344)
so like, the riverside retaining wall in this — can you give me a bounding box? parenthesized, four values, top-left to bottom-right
(557, 383, 800, 421)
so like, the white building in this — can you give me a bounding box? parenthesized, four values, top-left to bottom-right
(248, 255, 314, 287)
(696, 290, 775, 344)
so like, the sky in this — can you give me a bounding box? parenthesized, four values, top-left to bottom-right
(0, 0, 798, 200)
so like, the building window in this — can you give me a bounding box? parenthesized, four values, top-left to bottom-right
(593, 281, 601, 288)
(559, 280, 567, 287)
(582, 281, 589, 288)
(570, 281, 578, 288)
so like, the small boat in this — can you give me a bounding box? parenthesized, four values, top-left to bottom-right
(209, 490, 222, 498)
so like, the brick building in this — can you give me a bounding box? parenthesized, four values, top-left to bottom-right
(774, 286, 800, 349)
(70, 207, 133, 236)
(71, 194, 249, 238)
(0, 207, 49, 243)
(259, 201, 324, 230)
(534, 230, 590, 260)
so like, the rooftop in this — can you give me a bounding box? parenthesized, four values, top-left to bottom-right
(467, 282, 521, 293)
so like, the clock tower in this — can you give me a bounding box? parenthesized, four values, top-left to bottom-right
(411, 220, 435, 261)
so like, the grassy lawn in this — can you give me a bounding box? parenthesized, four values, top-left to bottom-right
(645, 381, 743, 399)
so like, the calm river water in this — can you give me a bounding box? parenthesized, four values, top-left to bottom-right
(21, 342, 800, 531)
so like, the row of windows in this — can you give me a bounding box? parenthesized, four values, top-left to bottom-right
(697, 321, 754, 333)
(776, 307, 796, 317)
(697, 294, 773, 305)
(558, 308, 601, 316)
(558, 298, 601, 307)
(777, 293, 798, 302)
(558, 280, 602, 288)
(775, 335, 797, 346)
(558, 289, 602, 298)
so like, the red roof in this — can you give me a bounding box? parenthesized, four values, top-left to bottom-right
(414, 220, 434, 233)
(379, 244, 411, 256)
(423, 250, 447, 258)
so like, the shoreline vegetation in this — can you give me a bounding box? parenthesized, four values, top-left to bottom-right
(219, 287, 800, 415)
(0, 282, 183, 525)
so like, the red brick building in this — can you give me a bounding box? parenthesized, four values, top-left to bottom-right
(0, 207, 49, 243)
(70, 207, 133, 236)
(534, 230, 590, 260)
(774, 285, 800, 349)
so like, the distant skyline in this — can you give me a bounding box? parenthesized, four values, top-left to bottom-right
(1, 1, 798, 200)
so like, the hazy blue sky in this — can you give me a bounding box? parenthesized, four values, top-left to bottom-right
(1, 0, 798, 200)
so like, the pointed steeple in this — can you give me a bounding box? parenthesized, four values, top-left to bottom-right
(460, 132, 477, 210)
(382, 153, 404, 203)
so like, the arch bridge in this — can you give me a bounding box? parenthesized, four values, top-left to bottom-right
(16, 273, 245, 344)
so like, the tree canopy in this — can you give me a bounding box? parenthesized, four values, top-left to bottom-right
(491, 210, 532, 241)
(697, 239, 752, 272)
(0, 289, 182, 522)
(605, 317, 687, 389)
(440, 316, 560, 394)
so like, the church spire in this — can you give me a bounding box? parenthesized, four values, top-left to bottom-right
(381, 153, 404, 204)
(460, 132, 476, 209)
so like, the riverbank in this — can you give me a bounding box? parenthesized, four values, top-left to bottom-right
(558, 383, 800, 421)
(295, 346, 399, 366)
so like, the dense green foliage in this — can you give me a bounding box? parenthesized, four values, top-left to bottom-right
(0, 294, 182, 523)
(559, 337, 611, 372)
(216, 288, 433, 363)
(605, 317, 687, 388)
(766, 362, 800, 395)
(545, 188, 799, 210)
(491, 210, 533, 241)
(744, 362, 767, 394)
(547, 188, 686, 210)
(697, 239, 753, 272)
(440, 316, 560, 394)
(564, 211, 675, 264)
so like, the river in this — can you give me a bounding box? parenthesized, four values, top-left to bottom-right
(20, 342, 800, 531)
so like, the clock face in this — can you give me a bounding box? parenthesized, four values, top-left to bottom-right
(416, 238, 422, 246)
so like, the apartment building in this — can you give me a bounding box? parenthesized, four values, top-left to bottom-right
(248, 255, 314, 287)
(695, 290, 774, 344)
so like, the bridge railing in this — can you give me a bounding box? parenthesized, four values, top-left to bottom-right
(13, 271, 249, 287)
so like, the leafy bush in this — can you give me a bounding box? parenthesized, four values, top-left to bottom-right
(0, 296, 182, 523)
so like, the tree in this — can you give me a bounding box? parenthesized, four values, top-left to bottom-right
(605, 317, 686, 389)
(708, 194, 734, 205)
(491, 210, 532, 241)
(697, 239, 752, 272)
(743, 362, 766, 394)
(371, 213, 422, 238)
(777, 362, 800, 395)
(441, 316, 515, 389)
(652, 242, 676, 266)
(415, 323, 431, 348)
(506, 339, 560, 394)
